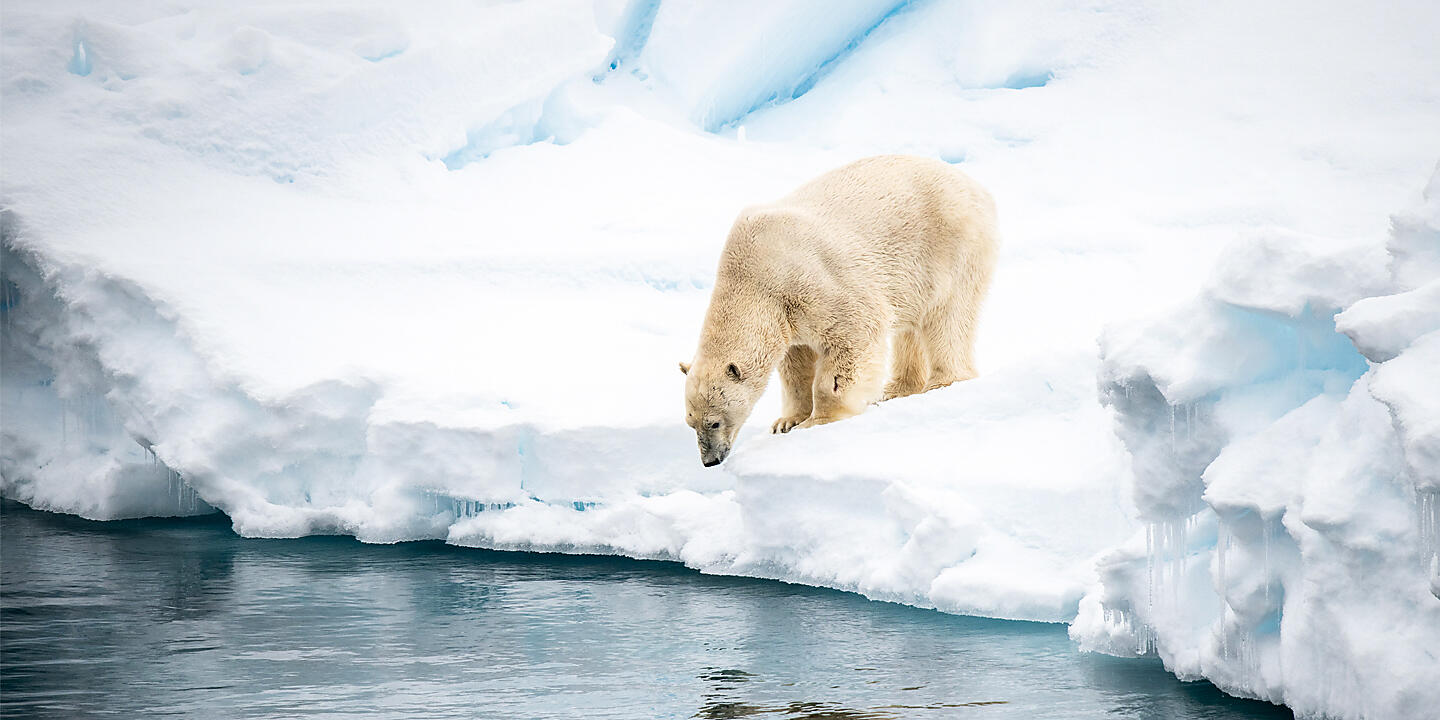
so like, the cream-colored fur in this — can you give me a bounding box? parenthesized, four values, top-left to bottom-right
(680, 155, 998, 466)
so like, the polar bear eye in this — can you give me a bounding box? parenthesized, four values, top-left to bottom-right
(710, 421, 721, 430)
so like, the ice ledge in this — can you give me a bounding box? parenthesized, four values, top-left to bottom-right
(1, 221, 1128, 625)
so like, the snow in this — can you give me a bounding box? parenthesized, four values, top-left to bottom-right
(1070, 168, 1440, 718)
(3, 1, 1440, 717)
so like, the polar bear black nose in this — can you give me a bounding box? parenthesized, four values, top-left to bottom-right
(703, 458, 721, 467)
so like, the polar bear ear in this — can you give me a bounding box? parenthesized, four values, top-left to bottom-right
(726, 363, 742, 382)
(678, 361, 691, 375)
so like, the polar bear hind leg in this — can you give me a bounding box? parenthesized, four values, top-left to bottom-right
(921, 295, 979, 391)
(883, 327, 928, 400)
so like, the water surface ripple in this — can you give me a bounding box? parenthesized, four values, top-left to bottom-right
(0, 502, 1291, 719)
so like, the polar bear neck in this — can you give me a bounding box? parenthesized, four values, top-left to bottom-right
(697, 284, 790, 384)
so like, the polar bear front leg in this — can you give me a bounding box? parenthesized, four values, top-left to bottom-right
(800, 337, 886, 428)
(772, 344, 817, 433)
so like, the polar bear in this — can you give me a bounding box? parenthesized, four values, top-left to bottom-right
(679, 155, 998, 466)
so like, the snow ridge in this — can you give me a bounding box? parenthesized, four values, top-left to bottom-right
(1071, 168, 1440, 720)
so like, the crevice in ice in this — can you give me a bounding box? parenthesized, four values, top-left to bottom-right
(998, 70, 1053, 90)
(781, 1, 916, 106)
(1, 277, 18, 322)
(595, 0, 664, 78)
(1223, 303, 1372, 383)
(421, 491, 599, 522)
(704, 0, 919, 131)
(67, 34, 92, 77)
(440, 89, 587, 170)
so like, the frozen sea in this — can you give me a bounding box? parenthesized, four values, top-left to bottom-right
(1, 501, 1290, 719)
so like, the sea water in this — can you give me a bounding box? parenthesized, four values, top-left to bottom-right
(0, 502, 1291, 719)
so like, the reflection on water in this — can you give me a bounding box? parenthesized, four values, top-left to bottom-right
(0, 501, 1292, 719)
(693, 666, 1011, 719)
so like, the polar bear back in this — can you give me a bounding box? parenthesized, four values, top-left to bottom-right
(721, 154, 997, 328)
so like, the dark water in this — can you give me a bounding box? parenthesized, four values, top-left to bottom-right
(0, 501, 1291, 719)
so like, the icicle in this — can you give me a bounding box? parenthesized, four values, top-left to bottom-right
(1146, 523, 1156, 612)
(1174, 518, 1188, 610)
(1216, 516, 1230, 659)
(1262, 516, 1273, 604)
(1419, 489, 1440, 567)
(1169, 404, 1177, 454)
(1216, 518, 1229, 601)
(1136, 621, 1155, 656)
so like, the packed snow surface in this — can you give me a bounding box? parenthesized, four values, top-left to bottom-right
(3, 2, 1439, 717)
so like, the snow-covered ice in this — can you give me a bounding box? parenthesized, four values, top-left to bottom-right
(3, 1, 1439, 717)
(1070, 167, 1440, 718)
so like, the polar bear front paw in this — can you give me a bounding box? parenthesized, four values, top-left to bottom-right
(771, 415, 809, 433)
(883, 382, 920, 401)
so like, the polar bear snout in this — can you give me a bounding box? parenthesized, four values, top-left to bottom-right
(698, 435, 730, 467)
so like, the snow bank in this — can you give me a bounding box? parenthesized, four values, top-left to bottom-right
(447, 351, 1134, 621)
(0, 206, 1129, 620)
(2, 0, 1147, 623)
(4, 1, 1440, 714)
(1070, 168, 1440, 719)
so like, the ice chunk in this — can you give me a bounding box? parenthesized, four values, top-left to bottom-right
(1336, 280, 1440, 362)
(1074, 167, 1440, 719)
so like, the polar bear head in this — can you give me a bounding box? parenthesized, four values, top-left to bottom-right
(679, 359, 762, 467)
